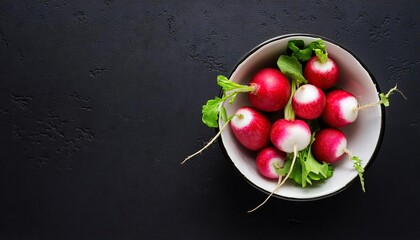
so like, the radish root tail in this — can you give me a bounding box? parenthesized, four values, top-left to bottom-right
(181, 120, 231, 164)
(247, 144, 298, 213)
(354, 84, 406, 112)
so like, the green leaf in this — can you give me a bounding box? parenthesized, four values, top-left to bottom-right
(305, 153, 331, 179)
(276, 154, 303, 185)
(287, 39, 328, 63)
(288, 41, 313, 62)
(201, 75, 256, 128)
(217, 75, 255, 93)
(277, 55, 307, 84)
(288, 40, 305, 49)
(351, 155, 366, 192)
(379, 93, 390, 107)
(309, 39, 328, 63)
(201, 96, 224, 128)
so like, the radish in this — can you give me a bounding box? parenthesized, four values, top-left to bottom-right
(230, 107, 271, 151)
(270, 119, 312, 153)
(292, 84, 326, 120)
(322, 85, 404, 128)
(248, 68, 291, 112)
(304, 56, 339, 89)
(321, 89, 359, 128)
(312, 128, 366, 192)
(256, 146, 287, 179)
(312, 128, 347, 163)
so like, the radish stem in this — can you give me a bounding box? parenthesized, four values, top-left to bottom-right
(247, 144, 298, 213)
(284, 79, 297, 121)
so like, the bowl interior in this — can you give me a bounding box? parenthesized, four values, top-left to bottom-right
(219, 35, 383, 200)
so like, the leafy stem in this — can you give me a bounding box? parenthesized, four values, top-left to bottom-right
(202, 75, 255, 128)
(284, 78, 297, 121)
(287, 39, 328, 63)
(277, 54, 307, 121)
(343, 148, 365, 192)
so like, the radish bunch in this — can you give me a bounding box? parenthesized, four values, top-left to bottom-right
(183, 38, 403, 212)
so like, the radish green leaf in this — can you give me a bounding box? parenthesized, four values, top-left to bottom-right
(351, 155, 365, 192)
(287, 39, 328, 63)
(309, 39, 328, 63)
(202, 97, 224, 128)
(288, 40, 313, 62)
(277, 55, 307, 84)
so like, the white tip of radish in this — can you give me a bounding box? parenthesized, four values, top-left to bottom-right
(335, 137, 347, 158)
(279, 125, 311, 153)
(231, 108, 252, 128)
(313, 58, 334, 72)
(294, 84, 319, 103)
(340, 97, 358, 123)
(271, 119, 312, 153)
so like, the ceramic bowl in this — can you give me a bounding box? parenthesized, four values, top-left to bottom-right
(219, 34, 384, 201)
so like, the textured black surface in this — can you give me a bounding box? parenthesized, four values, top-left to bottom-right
(1, 1, 419, 239)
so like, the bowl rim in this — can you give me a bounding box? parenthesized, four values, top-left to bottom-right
(217, 33, 386, 201)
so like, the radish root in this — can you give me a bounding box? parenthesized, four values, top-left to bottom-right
(353, 84, 406, 112)
(247, 144, 298, 213)
(181, 119, 231, 164)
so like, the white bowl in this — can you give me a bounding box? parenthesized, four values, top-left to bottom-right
(219, 34, 385, 201)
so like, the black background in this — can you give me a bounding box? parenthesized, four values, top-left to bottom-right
(1, 1, 419, 239)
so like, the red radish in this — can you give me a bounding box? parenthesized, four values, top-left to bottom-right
(304, 56, 339, 89)
(312, 127, 366, 192)
(230, 106, 271, 151)
(270, 119, 312, 153)
(312, 128, 347, 163)
(256, 146, 287, 179)
(321, 89, 358, 128)
(292, 84, 326, 120)
(248, 68, 291, 112)
(322, 85, 405, 128)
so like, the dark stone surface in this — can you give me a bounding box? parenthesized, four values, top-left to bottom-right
(0, 1, 419, 239)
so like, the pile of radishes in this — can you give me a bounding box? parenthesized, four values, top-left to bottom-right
(183, 38, 402, 211)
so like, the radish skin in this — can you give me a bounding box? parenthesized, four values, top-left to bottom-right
(322, 89, 358, 128)
(304, 56, 339, 89)
(270, 119, 312, 153)
(312, 128, 347, 163)
(230, 107, 271, 151)
(248, 68, 291, 112)
(292, 84, 326, 120)
(256, 147, 287, 179)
